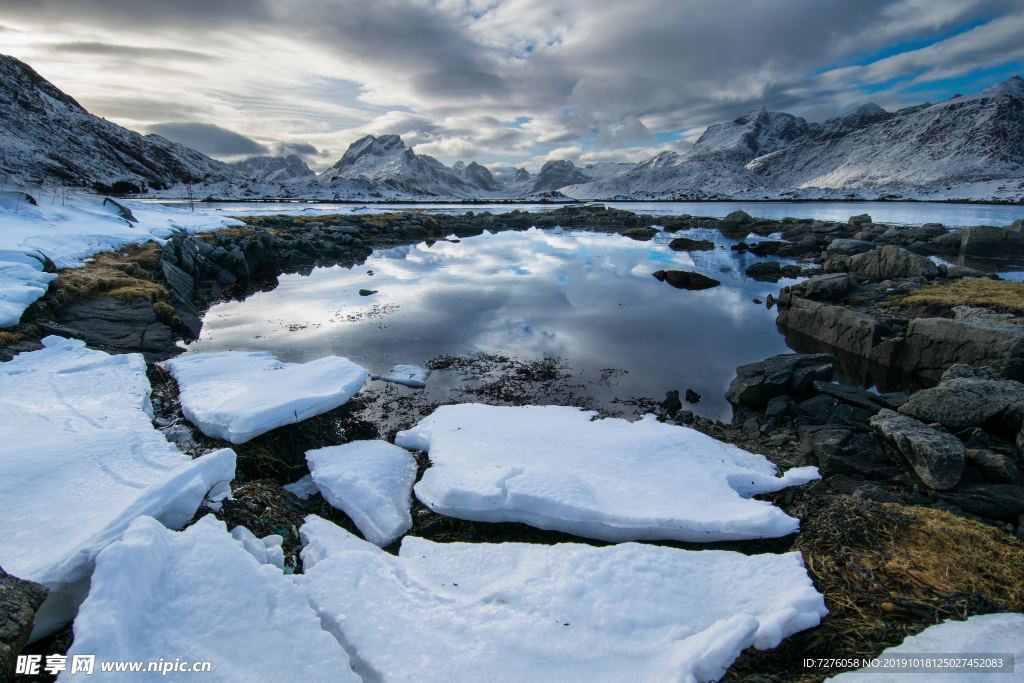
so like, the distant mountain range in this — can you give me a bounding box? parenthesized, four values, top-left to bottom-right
(1, 53, 1022, 201)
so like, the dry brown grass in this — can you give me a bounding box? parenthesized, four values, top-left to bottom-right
(0, 330, 22, 346)
(55, 242, 169, 305)
(726, 498, 1024, 681)
(895, 278, 1024, 315)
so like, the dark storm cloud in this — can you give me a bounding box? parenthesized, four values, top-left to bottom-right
(147, 122, 268, 157)
(273, 141, 325, 158)
(46, 41, 216, 62)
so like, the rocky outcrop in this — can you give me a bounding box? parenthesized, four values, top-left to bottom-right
(825, 239, 874, 257)
(651, 270, 721, 290)
(726, 352, 834, 409)
(870, 409, 965, 490)
(1, 567, 47, 679)
(790, 273, 852, 301)
(899, 372, 1024, 434)
(955, 226, 1024, 258)
(668, 237, 714, 251)
(744, 261, 802, 282)
(776, 295, 897, 361)
(799, 425, 903, 480)
(893, 317, 1024, 382)
(846, 245, 939, 279)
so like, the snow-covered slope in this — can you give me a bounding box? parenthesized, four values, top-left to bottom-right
(226, 154, 317, 197)
(0, 54, 232, 193)
(566, 77, 1024, 201)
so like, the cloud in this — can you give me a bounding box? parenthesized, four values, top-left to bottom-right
(2, 0, 1021, 168)
(147, 122, 268, 157)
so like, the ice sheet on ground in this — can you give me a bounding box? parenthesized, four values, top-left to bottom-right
(0, 337, 236, 637)
(396, 404, 819, 542)
(827, 613, 1024, 682)
(61, 516, 357, 683)
(370, 364, 430, 388)
(0, 191, 240, 327)
(284, 474, 319, 500)
(162, 351, 368, 444)
(306, 440, 417, 546)
(298, 515, 827, 683)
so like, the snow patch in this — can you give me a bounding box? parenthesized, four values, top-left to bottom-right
(370, 364, 430, 388)
(396, 404, 819, 542)
(161, 351, 368, 444)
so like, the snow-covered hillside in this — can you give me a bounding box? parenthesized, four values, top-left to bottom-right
(566, 77, 1024, 201)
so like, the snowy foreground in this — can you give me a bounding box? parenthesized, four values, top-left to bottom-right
(299, 515, 827, 682)
(162, 350, 368, 444)
(827, 613, 1024, 682)
(397, 404, 820, 542)
(0, 191, 240, 327)
(306, 441, 418, 547)
(62, 517, 357, 683)
(0, 337, 235, 637)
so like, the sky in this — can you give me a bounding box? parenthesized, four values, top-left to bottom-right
(2, 0, 1023, 173)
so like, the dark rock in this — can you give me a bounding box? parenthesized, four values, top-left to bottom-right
(744, 262, 784, 282)
(45, 297, 175, 357)
(797, 394, 874, 427)
(651, 270, 721, 290)
(777, 295, 894, 361)
(726, 353, 834, 409)
(966, 449, 1024, 484)
(848, 213, 872, 226)
(661, 389, 682, 413)
(668, 237, 714, 251)
(898, 376, 1024, 433)
(102, 196, 138, 223)
(1010, 219, 1023, 233)
(764, 395, 792, 421)
(358, 289, 378, 297)
(957, 226, 1024, 257)
(793, 273, 852, 301)
(825, 239, 874, 257)
(812, 380, 887, 413)
(869, 409, 966, 490)
(1, 566, 48, 679)
(800, 425, 903, 479)
(731, 242, 750, 252)
(748, 241, 788, 256)
(620, 227, 658, 241)
(847, 245, 939, 279)
(722, 210, 753, 225)
(940, 484, 1024, 519)
(684, 389, 701, 404)
(894, 317, 1024, 381)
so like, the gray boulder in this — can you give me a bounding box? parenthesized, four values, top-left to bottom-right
(848, 213, 872, 226)
(847, 245, 939, 279)
(777, 296, 891, 360)
(957, 226, 1024, 257)
(825, 239, 874, 257)
(722, 210, 753, 225)
(794, 273, 852, 301)
(726, 353, 834, 409)
(668, 237, 714, 251)
(893, 317, 1024, 381)
(966, 449, 1024, 484)
(899, 376, 1024, 433)
(799, 426, 903, 480)
(1, 567, 48, 679)
(1010, 219, 1023, 233)
(869, 409, 966, 490)
(651, 270, 720, 290)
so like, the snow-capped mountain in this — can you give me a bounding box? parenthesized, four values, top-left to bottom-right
(0, 54, 232, 193)
(566, 77, 1024, 201)
(529, 160, 593, 193)
(317, 134, 481, 198)
(452, 160, 502, 192)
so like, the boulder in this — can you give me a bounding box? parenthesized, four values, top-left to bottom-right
(668, 237, 714, 251)
(793, 273, 852, 301)
(651, 270, 720, 290)
(102, 197, 138, 223)
(848, 213, 872, 227)
(966, 449, 1024, 485)
(745, 262, 784, 282)
(799, 426, 903, 480)
(44, 297, 175, 358)
(899, 376, 1024, 433)
(0, 567, 48, 679)
(726, 353, 834, 409)
(940, 484, 1024, 519)
(893, 317, 1024, 381)
(825, 239, 874, 257)
(869, 409, 965, 490)
(777, 296, 893, 361)
(812, 380, 889, 413)
(847, 245, 939, 279)
(957, 226, 1024, 257)
(722, 210, 753, 225)
(1010, 219, 1023, 233)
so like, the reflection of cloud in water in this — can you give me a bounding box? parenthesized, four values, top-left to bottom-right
(188, 228, 798, 420)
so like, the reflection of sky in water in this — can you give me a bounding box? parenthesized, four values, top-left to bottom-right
(187, 228, 804, 420)
(148, 199, 1024, 228)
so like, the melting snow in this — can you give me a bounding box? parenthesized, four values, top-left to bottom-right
(396, 404, 819, 542)
(298, 515, 827, 682)
(61, 516, 358, 683)
(0, 337, 236, 638)
(161, 351, 367, 444)
(306, 440, 418, 547)
(371, 364, 430, 388)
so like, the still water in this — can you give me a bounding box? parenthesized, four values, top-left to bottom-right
(188, 227, 802, 420)
(151, 199, 1024, 229)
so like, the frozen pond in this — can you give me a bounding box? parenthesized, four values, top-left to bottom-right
(148, 199, 1024, 228)
(188, 227, 802, 421)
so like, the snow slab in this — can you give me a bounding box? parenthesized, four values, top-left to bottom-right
(0, 190, 240, 327)
(370, 364, 430, 388)
(827, 613, 1024, 681)
(396, 404, 819, 542)
(284, 473, 319, 500)
(298, 515, 827, 683)
(306, 440, 418, 546)
(61, 516, 358, 683)
(161, 350, 368, 444)
(0, 337, 236, 638)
